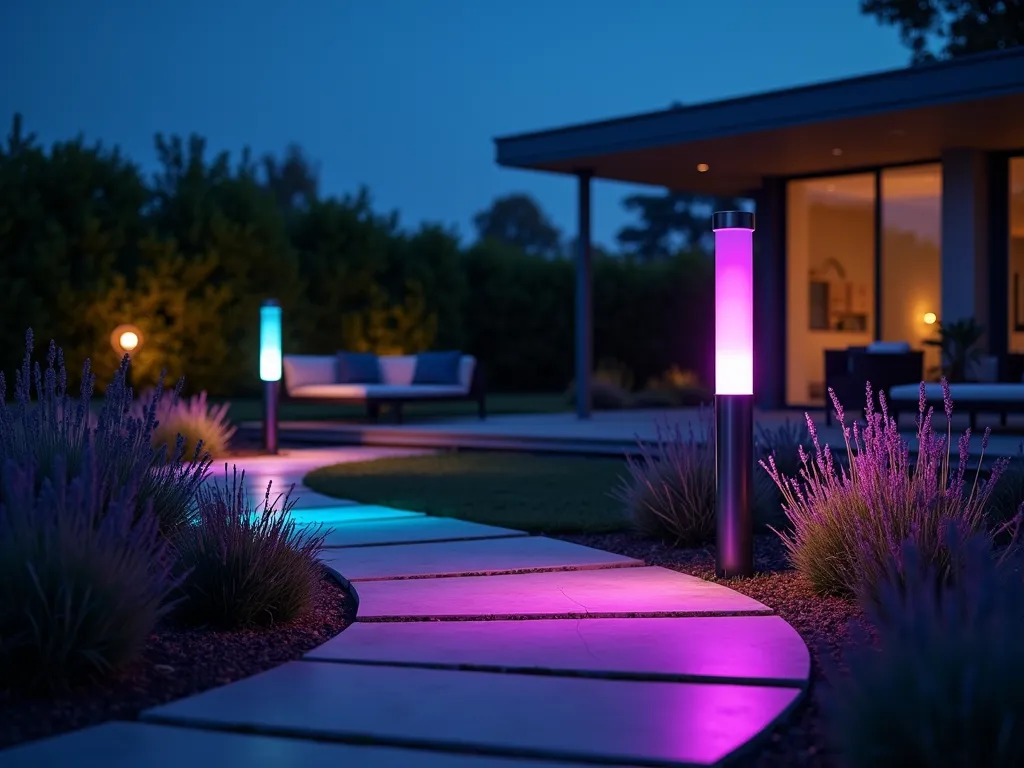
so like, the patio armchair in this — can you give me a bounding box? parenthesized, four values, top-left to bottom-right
(823, 344, 924, 425)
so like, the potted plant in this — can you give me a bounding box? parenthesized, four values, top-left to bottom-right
(924, 317, 985, 383)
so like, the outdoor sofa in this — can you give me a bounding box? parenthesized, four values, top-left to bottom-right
(889, 383, 1024, 429)
(282, 351, 486, 423)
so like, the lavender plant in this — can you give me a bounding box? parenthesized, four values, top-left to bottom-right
(615, 414, 774, 546)
(135, 389, 237, 459)
(762, 380, 1005, 597)
(0, 330, 210, 537)
(172, 467, 327, 628)
(0, 448, 181, 690)
(825, 527, 1024, 767)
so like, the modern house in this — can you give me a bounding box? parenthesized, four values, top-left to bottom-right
(493, 47, 1024, 412)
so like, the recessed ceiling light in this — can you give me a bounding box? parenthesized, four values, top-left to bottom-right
(696, 163, 709, 173)
(831, 148, 843, 156)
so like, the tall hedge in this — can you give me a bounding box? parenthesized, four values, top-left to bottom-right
(0, 119, 714, 395)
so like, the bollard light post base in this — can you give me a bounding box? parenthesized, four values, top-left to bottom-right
(715, 393, 754, 578)
(263, 380, 280, 455)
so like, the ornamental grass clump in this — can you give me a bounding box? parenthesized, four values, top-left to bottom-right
(763, 380, 1005, 597)
(755, 419, 813, 529)
(987, 444, 1024, 534)
(139, 389, 237, 459)
(616, 414, 774, 546)
(0, 445, 180, 691)
(172, 467, 327, 629)
(825, 527, 1024, 767)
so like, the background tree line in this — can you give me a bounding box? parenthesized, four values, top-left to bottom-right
(0, 115, 720, 397)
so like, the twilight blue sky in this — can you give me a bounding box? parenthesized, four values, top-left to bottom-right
(1, 0, 910, 247)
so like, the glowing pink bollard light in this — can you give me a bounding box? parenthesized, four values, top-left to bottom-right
(712, 210, 755, 578)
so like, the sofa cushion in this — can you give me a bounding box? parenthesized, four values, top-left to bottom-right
(378, 355, 418, 386)
(412, 351, 462, 385)
(290, 384, 469, 399)
(282, 355, 337, 393)
(336, 352, 382, 384)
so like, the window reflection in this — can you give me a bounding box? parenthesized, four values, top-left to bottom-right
(786, 174, 875, 405)
(881, 164, 942, 377)
(1009, 158, 1024, 352)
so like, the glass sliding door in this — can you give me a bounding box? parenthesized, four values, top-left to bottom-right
(1009, 158, 1024, 353)
(786, 174, 876, 406)
(880, 164, 942, 378)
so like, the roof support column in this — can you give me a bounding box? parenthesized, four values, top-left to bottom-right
(575, 169, 593, 419)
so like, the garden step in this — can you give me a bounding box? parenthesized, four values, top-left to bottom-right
(318, 536, 641, 582)
(320, 516, 526, 548)
(354, 565, 771, 619)
(142, 660, 801, 767)
(0, 721, 592, 768)
(306, 616, 810, 687)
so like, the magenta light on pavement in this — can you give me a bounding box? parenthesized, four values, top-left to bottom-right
(712, 220, 754, 395)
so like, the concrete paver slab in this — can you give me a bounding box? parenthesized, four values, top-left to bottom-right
(321, 516, 526, 548)
(284, 492, 362, 509)
(0, 721, 593, 768)
(319, 536, 641, 581)
(355, 565, 770, 618)
(143, 660, 800, 767)
(288, 504, 423, 527)
(306, 616, 810, 686)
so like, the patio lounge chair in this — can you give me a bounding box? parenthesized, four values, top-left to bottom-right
(282, 352, 487, 424)
(889, 382, 1024, 429)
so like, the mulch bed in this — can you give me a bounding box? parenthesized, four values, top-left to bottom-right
(0, 574, 355, 751)
(556, 531, 865, 768)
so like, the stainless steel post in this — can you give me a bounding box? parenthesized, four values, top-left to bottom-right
(715, 393, 754, 577)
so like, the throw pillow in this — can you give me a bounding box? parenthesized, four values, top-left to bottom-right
(412, 351, 462, 385)
(336, 352, 382, 384)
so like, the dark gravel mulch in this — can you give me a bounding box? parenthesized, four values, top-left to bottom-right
(0, 575, 355, 751)
(556, 531, 865, 768)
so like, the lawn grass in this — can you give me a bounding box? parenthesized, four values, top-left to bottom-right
(303, 451, 630, 533)
(220, 393, 568, 424)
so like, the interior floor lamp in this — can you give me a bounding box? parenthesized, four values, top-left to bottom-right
(712, 211, 755, 578)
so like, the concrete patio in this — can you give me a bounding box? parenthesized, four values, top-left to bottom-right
(3, 448, 811, 768)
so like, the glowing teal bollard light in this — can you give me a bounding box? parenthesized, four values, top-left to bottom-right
(260, 300, 282, 453)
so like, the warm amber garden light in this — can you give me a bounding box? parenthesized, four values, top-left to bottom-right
(923, 312, 937, 325)
(120, 331, 139, 351)
(110, 324, 143, 357)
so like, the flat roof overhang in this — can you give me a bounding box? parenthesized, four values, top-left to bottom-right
(495, 47, 1024, 196)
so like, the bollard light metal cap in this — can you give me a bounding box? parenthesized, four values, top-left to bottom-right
(712, 211, 755, 231)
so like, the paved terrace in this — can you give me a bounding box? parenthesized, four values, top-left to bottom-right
(243, 406, 1024, 460)
(4, 448, 811, 768)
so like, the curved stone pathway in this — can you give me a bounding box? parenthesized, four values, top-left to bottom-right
(3, 449, 810, 767)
